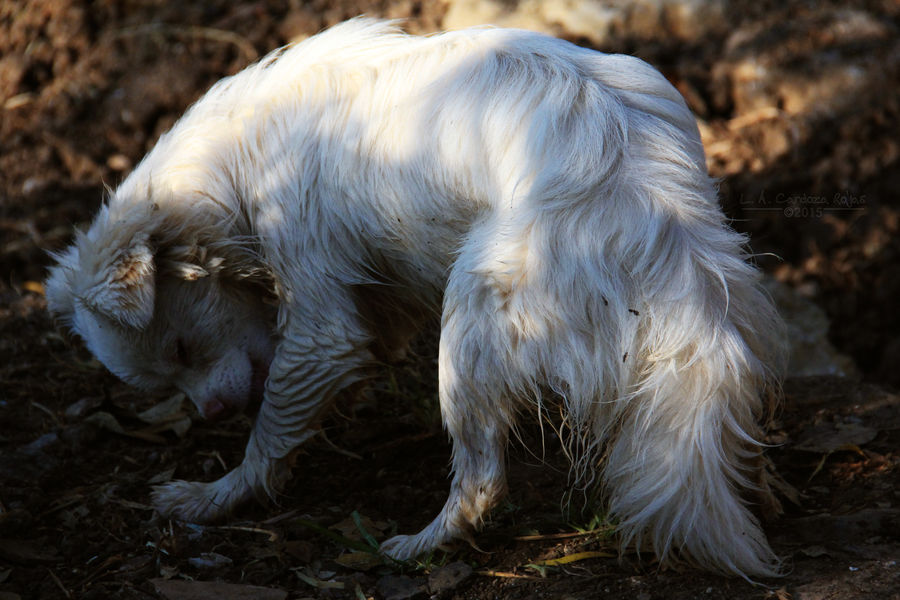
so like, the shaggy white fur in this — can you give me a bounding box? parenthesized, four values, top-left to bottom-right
(46, 19, 785, 579)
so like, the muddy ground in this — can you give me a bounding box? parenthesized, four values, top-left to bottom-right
(1, 1, 899, 599)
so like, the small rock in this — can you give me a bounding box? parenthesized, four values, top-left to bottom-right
(188, 551, 234, 570)
(64, 396, 104, 420)
(427, 561, 473, 594)
(765, 279, 857, 377)
(376, 574, 427, 600)
(0, 509, 33, 537)
(21, 177, 48, 196)
(24, 432, 59, 453)
(0, 433, 61, 484)
(151, 579, 287, 600)
(0, 539, 59, 565)
(106, 154, 132, 171)
(59, 423, 101, 450)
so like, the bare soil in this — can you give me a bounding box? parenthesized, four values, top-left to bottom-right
(1, 1, 899, 599)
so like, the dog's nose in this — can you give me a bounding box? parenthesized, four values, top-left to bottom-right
(201, 398, 228, 420)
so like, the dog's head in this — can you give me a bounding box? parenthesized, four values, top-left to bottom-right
(45, 212, 278, 420)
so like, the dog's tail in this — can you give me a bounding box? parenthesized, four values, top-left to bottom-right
(558, 54, 786, 579)
(600, 270, 785, 580)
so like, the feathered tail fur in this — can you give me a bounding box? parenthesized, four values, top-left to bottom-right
(520, 54, 787, 577)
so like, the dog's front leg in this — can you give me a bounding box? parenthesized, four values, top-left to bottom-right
(153, 301, 372, 523)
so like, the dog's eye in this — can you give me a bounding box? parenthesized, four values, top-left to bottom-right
(173, 338, 192, 368)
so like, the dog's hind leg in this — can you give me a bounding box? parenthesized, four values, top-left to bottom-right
(380, 221, 525, 560)
(379, 322, 512, 560)
(153, 292, 374, 523)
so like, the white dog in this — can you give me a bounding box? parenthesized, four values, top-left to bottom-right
(46, 19, 785, 579)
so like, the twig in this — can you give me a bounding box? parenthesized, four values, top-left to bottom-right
(112, 24, 258, 62)
(319, 429, 363, 460)
(514, 529, 612, 542)
(531, 550, 615, 566)
(290, 517, 375, 553)
(37, 496, 84, 519)
(475, 570, 543, 580)
(198, 449, 228, 471)
(46, 568, 72, 599)
(259, 509, 301, 525)
(727, 106, 783, 130)
(213, 450, 227, 471)
(78, 555, 123, 589)
(31, 401, 61, 427)
(212, 525, 280, 542)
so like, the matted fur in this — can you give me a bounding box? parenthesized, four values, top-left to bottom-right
(46, 19, 785, 579)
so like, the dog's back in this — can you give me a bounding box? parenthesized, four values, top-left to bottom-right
(115, 20, 711, 293)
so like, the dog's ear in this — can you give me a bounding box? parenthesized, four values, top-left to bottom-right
(79, 235, 157, 329)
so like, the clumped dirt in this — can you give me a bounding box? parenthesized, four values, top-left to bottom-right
(1, 1, 899, 599)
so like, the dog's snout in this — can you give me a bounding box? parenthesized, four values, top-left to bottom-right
(200, 397, 229, 420)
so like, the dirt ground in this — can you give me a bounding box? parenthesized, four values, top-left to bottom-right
(1, 1, 899, 599)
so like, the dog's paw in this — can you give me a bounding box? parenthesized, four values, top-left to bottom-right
(379, 534, 422, 561)
(151, 479, 232, 523)
(380, 532, 469, 562)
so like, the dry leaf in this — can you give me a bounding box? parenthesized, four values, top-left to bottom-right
(137, 394, 187, 424)
(84, 411, 126, 435)
(22, 281, 44, 295)
(333, 551, 383, 571)
(84, 411, 169, 444)
(531, 550, 615, 566)
(148, 468, 177, 485)
(800, 545, 829, 557)
(151, 579, 287, 600)
(331, 513, 388, 541)
(0, 539, 58, 565)
(293, 569, 345, 590)
(795, 422, 877, 453)
(188, 552, 233, 570)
